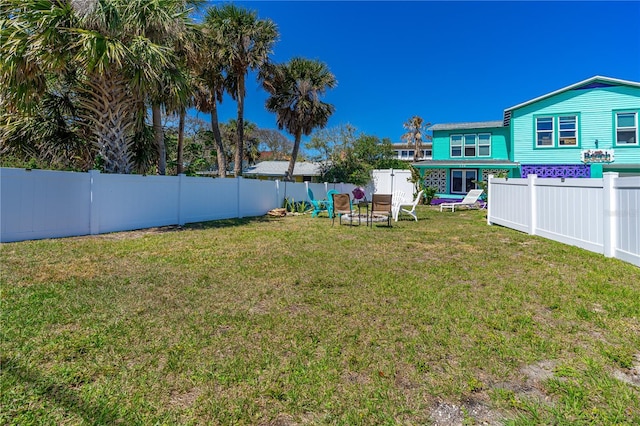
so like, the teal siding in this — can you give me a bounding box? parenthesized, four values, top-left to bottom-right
(432, 126, 511, 160)
(512, 85, 640, 164)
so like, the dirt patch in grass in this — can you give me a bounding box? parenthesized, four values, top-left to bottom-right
(169, 387, 200, 408)
(430, 397, 504, 426)
(613, 353, 640, 387)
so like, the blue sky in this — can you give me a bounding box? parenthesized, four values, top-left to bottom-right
(199, 1, 640, 145)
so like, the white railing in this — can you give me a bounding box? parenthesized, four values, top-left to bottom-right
(0, 168, 356, 243)
(488, 173, 640, 267)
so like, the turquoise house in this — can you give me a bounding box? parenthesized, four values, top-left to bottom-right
(413, 76, 640, 197)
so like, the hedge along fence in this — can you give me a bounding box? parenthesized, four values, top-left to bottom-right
(0, 168, 356, 243)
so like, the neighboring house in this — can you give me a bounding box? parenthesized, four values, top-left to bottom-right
(391, 141, 433, 161)
(243, 161, 323, 182)
(413, 76, 640, 197)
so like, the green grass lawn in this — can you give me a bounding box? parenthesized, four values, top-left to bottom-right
(2, 207, 639, 425)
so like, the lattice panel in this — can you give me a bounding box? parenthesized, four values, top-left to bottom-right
(423, 169, 447, 193)
(482, 169, 507, 181)
(521, 164, 591, 178)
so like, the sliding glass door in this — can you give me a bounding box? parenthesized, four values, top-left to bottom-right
(450, 169, 477, 194)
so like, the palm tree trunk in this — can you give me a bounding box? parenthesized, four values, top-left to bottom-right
(177, 108, 185, 175)
(286, 130, 302, 181)
(210, 103, 226, 178)
(79, 71, 135, 174)
(234, 74, 245, 177)
(414, 134, 422, 162)
(152, 103, 166, 175)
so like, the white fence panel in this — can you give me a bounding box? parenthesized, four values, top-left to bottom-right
(535, 179, 604, 253)
(0, 168, 91, 242)
(488, 173, 640, 267)
(180, 176, 238, 224)
(1, 167, 365, 242)
(306, 182, 329, 201)
(615, 177, 640, 266)
(285, 181, 309, 205)
(240, 178, 279, 218)
(329, 182, 358, 198)
(371, 169, 414, 200)
(487, 178, 530, 233)
(96, 173, 180, 234)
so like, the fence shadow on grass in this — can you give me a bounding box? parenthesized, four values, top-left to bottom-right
(1, 357, 131, 424)
(186, 215, 276, 230)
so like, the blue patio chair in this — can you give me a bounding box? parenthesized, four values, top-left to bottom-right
(307, 188, 328, 217)
(326, 189, 339, 218)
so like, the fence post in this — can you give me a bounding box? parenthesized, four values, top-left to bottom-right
(487, 174, 494, 225)
(237, 176, 242, 218)
(177, 173, 185, 226)
(603, 172, 619, 258)
(390, 168, 395, 194)
(89, 170, 100, 235)
(275, 180, 281, 209)
(528, 174, 537, 235)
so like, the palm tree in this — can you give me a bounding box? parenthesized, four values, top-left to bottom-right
(204, 4, 278, 177)
(138, 1, 198, 175)
(261, 57, 337, 181)
(1, 0, 196, 174)
(193, 24, 233, 177)
(401, 115, 431, 162)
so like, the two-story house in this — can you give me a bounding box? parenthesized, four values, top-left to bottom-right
(413, 76, 640, 197)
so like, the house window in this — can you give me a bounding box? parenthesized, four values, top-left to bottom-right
(558, 116, 577, 146)
(464, 134, 477, 156)
(536, 117, 554, 147)
(451, 135, 463, 157)
(478, 133, 491, 156)
(408, 150, 415, 158)
(616, 112, 638, 145)
(422, 149, 432, 157)
(451, 169, 477, 194)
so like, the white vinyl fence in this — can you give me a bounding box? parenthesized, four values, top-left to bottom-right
(370, 169, 414, 201)
(0, 168, 355, 243)
(488, 173, 640, 267)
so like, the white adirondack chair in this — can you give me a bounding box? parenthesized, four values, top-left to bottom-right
(395, 190, 424, 221)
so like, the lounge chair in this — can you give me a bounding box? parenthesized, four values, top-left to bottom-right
(439, 189, 484, 212)
(395, 190, 424, 221)
(307, 188, 328, 217)
(331, 193, 354, 226)
(368, 194, 392, 227)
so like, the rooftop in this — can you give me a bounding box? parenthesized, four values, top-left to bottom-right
(243, 161, 323, 177)
(428, 121, 504, 131)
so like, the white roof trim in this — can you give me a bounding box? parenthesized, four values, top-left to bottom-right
(503, 75, 640, 113)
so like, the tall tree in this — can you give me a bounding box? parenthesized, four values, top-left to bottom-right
(401, 115, 431, 162)
(204, 4, 278, 177)
(194, 23, 233, 177)
(220, 119, 261, 166)
(0, 0, 195, 174)
(306, 123, 358, 166)
(261, 57, 337, 181)
(254, 129, 293, 160)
